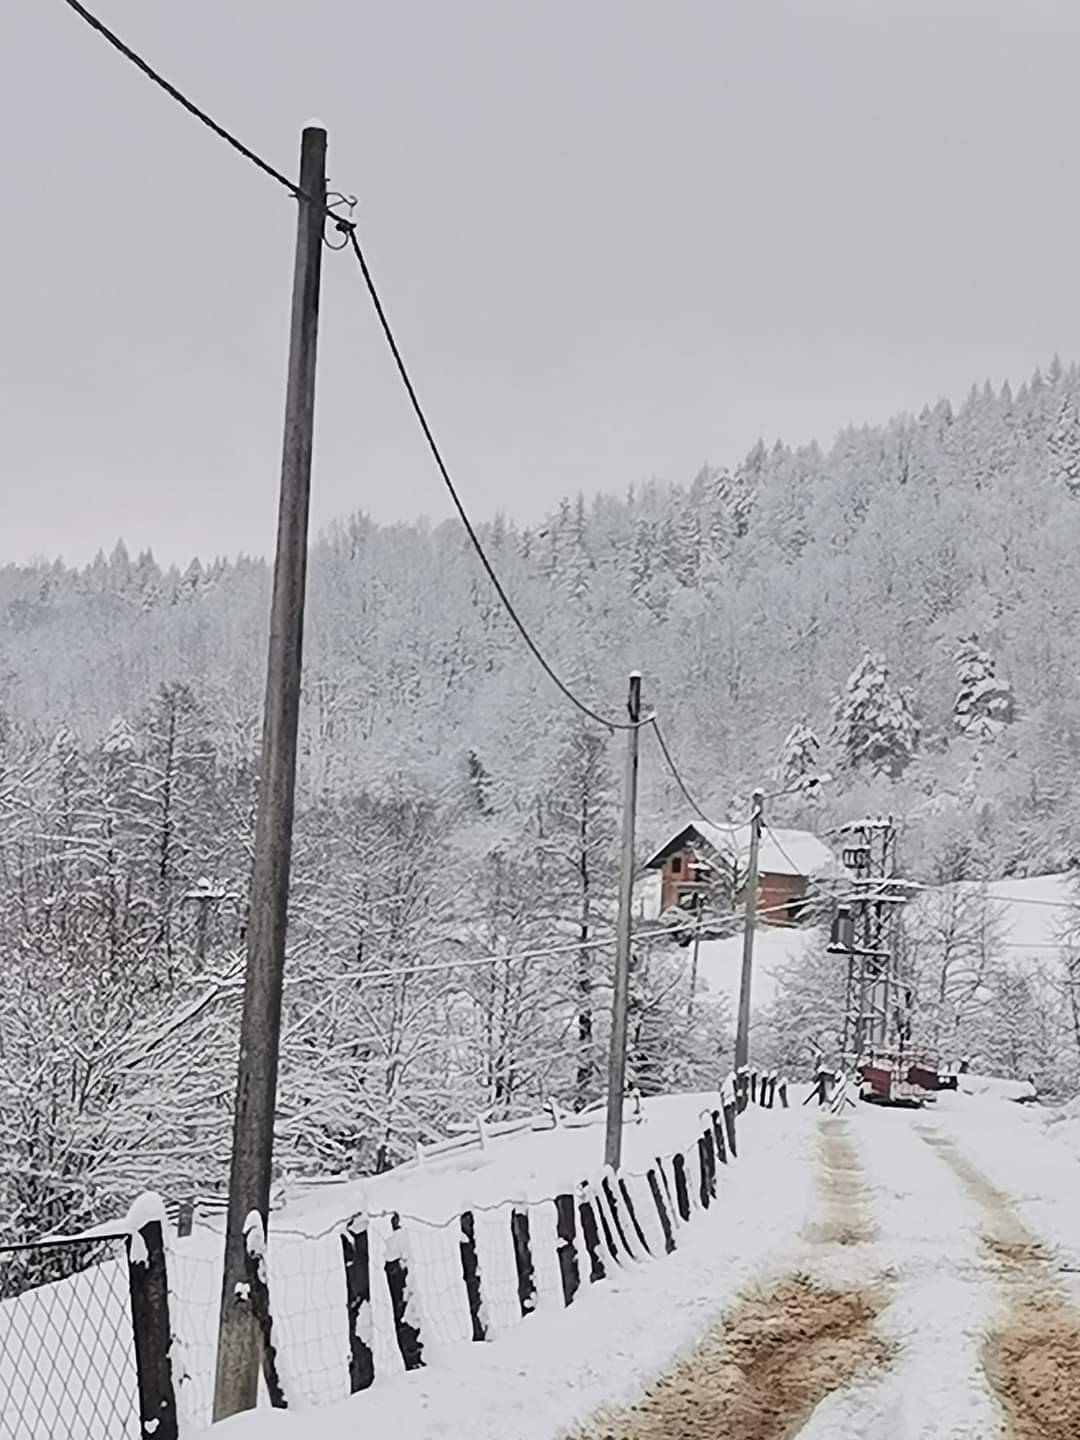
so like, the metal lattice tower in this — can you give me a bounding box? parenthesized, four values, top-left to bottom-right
(835, 817, 908, 1063)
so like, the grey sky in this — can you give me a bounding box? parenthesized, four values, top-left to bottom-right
(4, 0, 1080, 566)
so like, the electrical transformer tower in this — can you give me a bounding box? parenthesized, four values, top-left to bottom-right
(834, 817, 910, 1062)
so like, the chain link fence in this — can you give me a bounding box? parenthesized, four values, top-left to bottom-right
(0, 1234, 139, 1440)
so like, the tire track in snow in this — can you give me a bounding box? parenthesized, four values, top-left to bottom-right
(568, 1115, 892, 1440)
(917, 1124, 1080, 1440)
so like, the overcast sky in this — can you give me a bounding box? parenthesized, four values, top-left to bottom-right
(5, 0, 1080, 566)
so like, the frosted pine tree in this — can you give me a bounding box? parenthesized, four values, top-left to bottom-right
(1049, 393, 1080, 494)
(832, 651, 918, 777)
(954, 636, 1014, 739)
(778, 719, 822, 790)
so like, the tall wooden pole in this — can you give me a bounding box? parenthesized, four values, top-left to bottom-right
(605, 673, 642, 1171)
(213, 125, 326, 1421)
(734, 788, 764, 1072)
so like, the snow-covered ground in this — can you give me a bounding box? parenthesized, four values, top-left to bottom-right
(693, 926, 816, 1014)
(7, 1079, 1080, 1439)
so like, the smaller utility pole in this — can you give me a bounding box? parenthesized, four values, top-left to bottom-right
(687, 891, 704, 1023)
(734, 789, 764, 1071)
(605, 672, 642, 1171)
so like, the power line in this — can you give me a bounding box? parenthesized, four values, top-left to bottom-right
(648, 718, 732, 831)
(342, 228, 642, 733)
(57, 0, 306, 202)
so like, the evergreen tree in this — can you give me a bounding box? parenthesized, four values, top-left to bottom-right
(954, 635, 1015, 739)
(1049, 393, 1080, 493)
(778, 718, 822, 790)
(832, 651, 919, 777)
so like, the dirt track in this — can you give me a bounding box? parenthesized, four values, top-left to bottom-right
(918, 1126, 1080, 1440)
(569, 1115, 891, 1440)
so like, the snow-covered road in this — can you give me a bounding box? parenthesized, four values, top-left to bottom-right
(573, 1093, 1080, 1440)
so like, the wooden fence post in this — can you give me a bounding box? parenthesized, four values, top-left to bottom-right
(459, 1212, 487, 1342)
(750, 1070, 758, 1104)
(510, 1206, 537, 1317)
(618, 1178, 651, 1256)
(126, 1211, 179, 1440)
(385, 1214, 424, 1370)
(593, 1185, 622, 1264)
(779, 1076, 790, 1108)
(647, 1168, 676, 1253)
(242, 1213, 287, 1408)
(601, 1176, 635, 1258)
(554, 1195, 580, 1306)
(341, 1213, 375, 1390)
(671, 1154, 692, 1222)
(655, 1157, 680, 1229)
(723, 1100, 738, 1159)
(711, 1109, 728, 1165)
(699, 1131, 717, 1205)
(578, 1185, 607, 1282)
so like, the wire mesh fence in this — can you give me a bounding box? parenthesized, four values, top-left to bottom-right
(0, 1235, 139, 1440)
(0, 1081, 781, 1431)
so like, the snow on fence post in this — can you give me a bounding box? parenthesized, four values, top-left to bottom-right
(592, 1183, 622, 1264)
(618, 1177, 651, 1256)
(711, 1109, 728, 1165)
(554, 1195, 580, 1306)
(341, 1212, 375, 1390)
(655, 1157, 680, 1231)
(385, 1214, 425, 1370)
(722, 1100, 738, 1160)
(671, 1153, 692, 1222)
(735, 1067, 749, 1113)
(750, 1070, 759, 1105)
(243, 1211, 288, 1408)
(647, 1167, 676, 1253)
(779, 1076, 789, 1109)
(125, 1194, 179, 1440)
(601, 1174, 635, 1258)
(510, 1206, 537, 1317)
(698, 1130, 717, 1206)
(459, 1211, 488, 1342)
(577, 1183, 607, 1282)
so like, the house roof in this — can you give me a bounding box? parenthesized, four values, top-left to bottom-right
(644, 820, 842, 880)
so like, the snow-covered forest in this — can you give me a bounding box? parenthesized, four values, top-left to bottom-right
(5, 359, 1080, 1239)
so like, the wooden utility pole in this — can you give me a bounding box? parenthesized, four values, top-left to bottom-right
(734, 788, 764, 1072)
(213, 125, 327, 1421)
(605, 672, 642, 1171)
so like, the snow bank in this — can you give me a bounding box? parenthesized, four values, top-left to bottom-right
(693, 927, 818, 1014)
(953, 1071, 1037, 1103)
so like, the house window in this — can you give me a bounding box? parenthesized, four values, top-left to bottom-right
(671, 855, 683, 875)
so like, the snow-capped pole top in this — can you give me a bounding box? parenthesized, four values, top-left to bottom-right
(125, 1192, 167, 1267)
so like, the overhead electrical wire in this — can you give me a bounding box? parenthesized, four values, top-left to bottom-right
(57, 0, 307, 202)
(342, 229, 642, 732)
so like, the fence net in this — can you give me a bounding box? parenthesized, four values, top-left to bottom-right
(0, 1236, 139, 1440)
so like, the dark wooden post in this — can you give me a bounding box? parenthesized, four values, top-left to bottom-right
(723, 1101, 738, 1159)
(385, 1214, 424, 1370)
(578, 1187, 606, 1282)
(243, 1219, 287, 1408)
(672, 1153, 692, 1221)
(510, 1206, 537, 1316)
(711, 1109, 728, 1164)
(699, 1130, 717, 1205)
(554, 1195, 580, 1306)
(656, 1157, 679, 1229)
(601, 1177, 635, 1257)
(127, 1216, 179, 1440)
(459, 1212, 487, 1342)
(618, 1178, 651, 1256)
(779, 1077, 790, 1109)
(341, 1214, 375, 1390)
(647, 1168, 676, 1253)
(750, 1070, 758, 1104)
(594, 1187, 622, 1263)
(176, 1200, 194, 1239)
